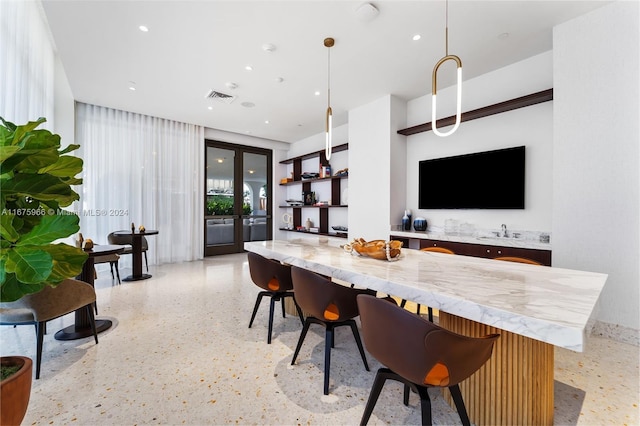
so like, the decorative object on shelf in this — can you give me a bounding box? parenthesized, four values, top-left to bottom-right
(402, 209, 412, 231)
(301, 172, 320, 180)
(285, 199, 304, 206)
(431, 0, 463, 137)
(131, 222, 135, 234)
(320, 164, 331, 178)
(324, 37, 335, 160)
(413, 217, 428, 232)
(305, 218, 313, 231)
(332, 226, 348, 232)
(334, 167, 349, 177)
(282, 213, 293, 230)
(139, 225, 146, 233)
(302, 191, 316, 205)
(539, 233, 550, 243)
(342, 238, 403, 262)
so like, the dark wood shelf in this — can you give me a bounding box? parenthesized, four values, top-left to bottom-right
(279, 143, 348, 165)
(279, 228, 348, 239)
(279, 175, 348, 186)
(279, 205, 347, 208)
(397, 89, 553, 136)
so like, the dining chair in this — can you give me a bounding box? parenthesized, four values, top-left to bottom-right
(356, 294, 499, 426)
(0, 279, 99, 379)
(247, 252, 304, 344)
(107, 232, 149, 272)
(93, 252, 121, 284)
(494, 256, 542, 265)
(290, 266, 373, 395)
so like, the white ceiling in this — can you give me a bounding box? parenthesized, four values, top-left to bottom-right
(41, 0, 610, 144)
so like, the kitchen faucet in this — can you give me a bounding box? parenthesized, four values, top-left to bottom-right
(501, 224, 508, 238)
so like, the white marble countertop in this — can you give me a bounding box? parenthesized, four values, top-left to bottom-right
(245, 237, 607, 352)
(389, 229, 552, 250)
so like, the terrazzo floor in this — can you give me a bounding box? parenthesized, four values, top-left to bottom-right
(1, 253, 638, 425)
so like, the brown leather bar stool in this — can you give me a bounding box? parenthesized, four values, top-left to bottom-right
(356, 294, 499, 426)
(247, 252, 304, 344)
(290, 266, 372, 395)
(399, 246, 456, 321)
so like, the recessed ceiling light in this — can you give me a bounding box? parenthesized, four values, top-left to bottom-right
(217, 158, 225, 163)
(128, 86, 136, 91)
(314, 91, 320, 96)
(264, 120, 269, 124)
(225, 82, 238, 90)
(139, 25, 149, 32)
(245, 65, 253, 71)
(275, 77, 284, 83)
(207, 106, 213, 110)
(413, 34, 421, 41)
(498, 32, 510, 40)
(262, 43, 276, 53)
(248, 170, 255, 174)
(241, 102, 255, 108)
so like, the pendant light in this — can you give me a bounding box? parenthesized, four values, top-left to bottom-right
(431, 0, 462, 137)
(324, 37, 334, 160)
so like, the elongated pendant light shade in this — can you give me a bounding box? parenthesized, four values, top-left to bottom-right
(431, 1, 462, 137)
(324, 37, 334, 160)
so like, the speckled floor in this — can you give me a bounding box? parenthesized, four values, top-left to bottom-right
(1, 253, 638, 425)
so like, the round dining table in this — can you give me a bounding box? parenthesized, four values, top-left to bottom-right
(112, 229, 159, 281)
(54, 244, 124, 341)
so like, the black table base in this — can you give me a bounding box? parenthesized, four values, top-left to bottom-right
(122, 273, 152, 281)
(54, 319, 112, 341)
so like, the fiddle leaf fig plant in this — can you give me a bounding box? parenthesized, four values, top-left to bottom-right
(0, 117, 88, 302)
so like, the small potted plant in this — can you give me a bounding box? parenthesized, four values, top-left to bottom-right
(0, 117, 88, 424)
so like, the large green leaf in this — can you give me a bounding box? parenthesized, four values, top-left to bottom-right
(59, 144, 80, 155)
(1, 172, 79, 204)
(13, 147, 59, 172)
(0, 272, 46, 302)
(0, 145, 21, 162)
(0, 117, 45, 147)
(17, 213, 80, 246)
(38, 155, 83, 177)
(42, 243, 88, 283)
(0, 214, 20, 242)
(5, 246, 53, 284)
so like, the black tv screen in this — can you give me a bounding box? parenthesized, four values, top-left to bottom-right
(418, 146, 525, 209)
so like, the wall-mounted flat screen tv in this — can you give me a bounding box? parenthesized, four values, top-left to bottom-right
(418, 146, 525, 209)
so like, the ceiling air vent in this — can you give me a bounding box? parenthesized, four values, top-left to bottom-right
(205, 89, 236, 104)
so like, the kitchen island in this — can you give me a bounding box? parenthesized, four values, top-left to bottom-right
(245, 237, 607, 425)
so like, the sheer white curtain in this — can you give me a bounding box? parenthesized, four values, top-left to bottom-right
(0, 0, 55, 126)
(75, 103, 204, 266)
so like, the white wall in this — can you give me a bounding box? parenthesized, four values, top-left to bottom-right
(553, 1, 639, 337)
(405, 52, 554, 234)
(348, 95, 406, 240)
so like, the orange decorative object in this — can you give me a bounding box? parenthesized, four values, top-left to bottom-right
(343, 238, 402, 261)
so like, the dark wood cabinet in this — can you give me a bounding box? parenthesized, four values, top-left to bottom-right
(390, 235, 552, 266)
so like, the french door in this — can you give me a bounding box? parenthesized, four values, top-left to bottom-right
(204, 140, 272, 256)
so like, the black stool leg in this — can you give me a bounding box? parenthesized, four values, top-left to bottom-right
(248, 292, 266, 328)
(360, 368, 393, 426)
(348, 319, 369, 371)
(267, 295, 276, 344)
(449, 384, 471, 426)
(416, 385, 433, 426)
(324, 325, 334, 395)
(291, 318, 312, 365)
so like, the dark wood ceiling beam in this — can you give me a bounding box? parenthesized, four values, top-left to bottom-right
(397, 88, 553, 136)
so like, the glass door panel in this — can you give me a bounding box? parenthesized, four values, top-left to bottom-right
(205, 146, 239, 255)
(243, 152, 270, 242)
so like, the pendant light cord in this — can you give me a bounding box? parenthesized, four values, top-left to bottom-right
(445, 0, 449, 56)
(327, 45, 331, 108)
